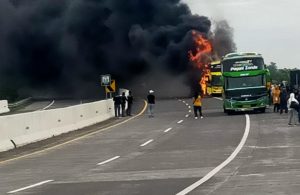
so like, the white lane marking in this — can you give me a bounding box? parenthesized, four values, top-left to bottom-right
(185, 114, 189, 118)
(97, 156, 120, 165)
(8, 180, 54, 194)
(177, 120, 183, 124)
(240, 173, 265, 177)
(185, 104, 189, 106)
(214, 97, 223, 101)
(188, 110, 192, 113)
(178, 99, 182, 102)
(164, 128, 172, 133)
(176, 114, 250, 195)
(42, 100, 55, 110)
(183, 101, 186, 103)
(188, 106, 191, 109)
(247, 145, 300, 149)
(140, 139, 153, 147)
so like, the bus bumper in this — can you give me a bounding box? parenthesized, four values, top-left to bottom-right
(223, 96, 268, 112)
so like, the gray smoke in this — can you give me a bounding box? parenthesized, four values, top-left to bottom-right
(0, 0, 235, 99)
(212, 20, 236, 59)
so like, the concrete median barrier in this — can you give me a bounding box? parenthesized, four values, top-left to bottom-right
(0, 100, 10, 114)
(0, 99, 114, 152)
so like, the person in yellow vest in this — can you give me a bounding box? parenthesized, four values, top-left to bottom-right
(272, 85, 281, 112)
(193, 92, 204, 119)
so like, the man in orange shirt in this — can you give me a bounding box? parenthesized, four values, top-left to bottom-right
(272, 85, 281, 112)
(193, 92, 204, 119)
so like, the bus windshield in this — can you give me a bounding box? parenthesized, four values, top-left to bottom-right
(226, 75, 265, 89)
(211, 75, 222, 86)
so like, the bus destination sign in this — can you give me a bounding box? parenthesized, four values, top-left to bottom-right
(229, 60, 259, 72)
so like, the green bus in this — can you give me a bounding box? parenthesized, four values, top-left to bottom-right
(221, 52, 270, 114)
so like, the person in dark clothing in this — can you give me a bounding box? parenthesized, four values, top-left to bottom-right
(280, 87, 288, 114)
(296, 91, 300, 123)
(126, 91, 133, 116)
(147, 90, 155, 117)
(113, 95, 121, 117)
(121, 92, 127, 117)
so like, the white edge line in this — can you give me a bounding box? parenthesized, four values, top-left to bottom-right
(140, 139, 153, 147)
(8, 180, 54, 194)
(176, 114, 250, 195)
(164, 128, 172, 133)
(42, 100, 55, 110)
(97, 156, 120, 165)
(177, 120, 183, 124)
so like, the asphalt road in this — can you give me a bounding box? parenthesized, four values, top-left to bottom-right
(1, 97, 300, 195)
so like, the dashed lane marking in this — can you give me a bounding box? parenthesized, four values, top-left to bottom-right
(213, 97, 223, 101)
(97, 156, 120, 165)
(140, 139, 153, 147)
(177, 120, 183, 124)
(164, 128, 172, 133)
(8, 180, 54, 194)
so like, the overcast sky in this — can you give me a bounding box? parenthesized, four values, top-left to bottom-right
(182, 0, 300, 69)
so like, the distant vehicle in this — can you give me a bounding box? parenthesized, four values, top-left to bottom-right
(207, 61, 222, 96)
(221, 52, 270, 114)
(290, 70, 300, 90)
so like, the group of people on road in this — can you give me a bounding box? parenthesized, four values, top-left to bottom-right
(271, 84, 300, 126)
(113, 89, 156, 118)
(113, 91, 133, 117)
(113, 88, 205, 120)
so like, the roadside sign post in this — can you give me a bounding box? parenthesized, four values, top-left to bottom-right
(101, 75, 111, 99)
(105, 79, 116, 98)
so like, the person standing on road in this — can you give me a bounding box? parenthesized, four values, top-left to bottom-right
(272, 85, 281, 112)
(113, 94, 121, 117)
(193, 92, 203, 119)
(147, 90, 155, 117)
(126, 91, 133, 116)
(280, 87, 288, 114)
(287, 93, 299, 126)
(295, 90, 300, 123)
(121, 92, 127, 117)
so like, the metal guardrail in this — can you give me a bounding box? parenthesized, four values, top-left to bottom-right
(8, 97, 32, 108)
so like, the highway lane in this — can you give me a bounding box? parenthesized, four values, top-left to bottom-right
(1, 97, 295, 194)
(190, 110, 300, 195)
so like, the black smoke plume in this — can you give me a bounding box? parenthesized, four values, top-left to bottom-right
(0, 0, 235, 99)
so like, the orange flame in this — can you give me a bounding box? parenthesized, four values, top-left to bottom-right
(188, 30, 212, 69)
(188, 30, 213, 95)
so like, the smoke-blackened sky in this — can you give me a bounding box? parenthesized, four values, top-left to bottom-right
(0, 0, 235, 98)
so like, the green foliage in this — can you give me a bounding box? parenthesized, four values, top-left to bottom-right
(266, 62, 290, 84)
